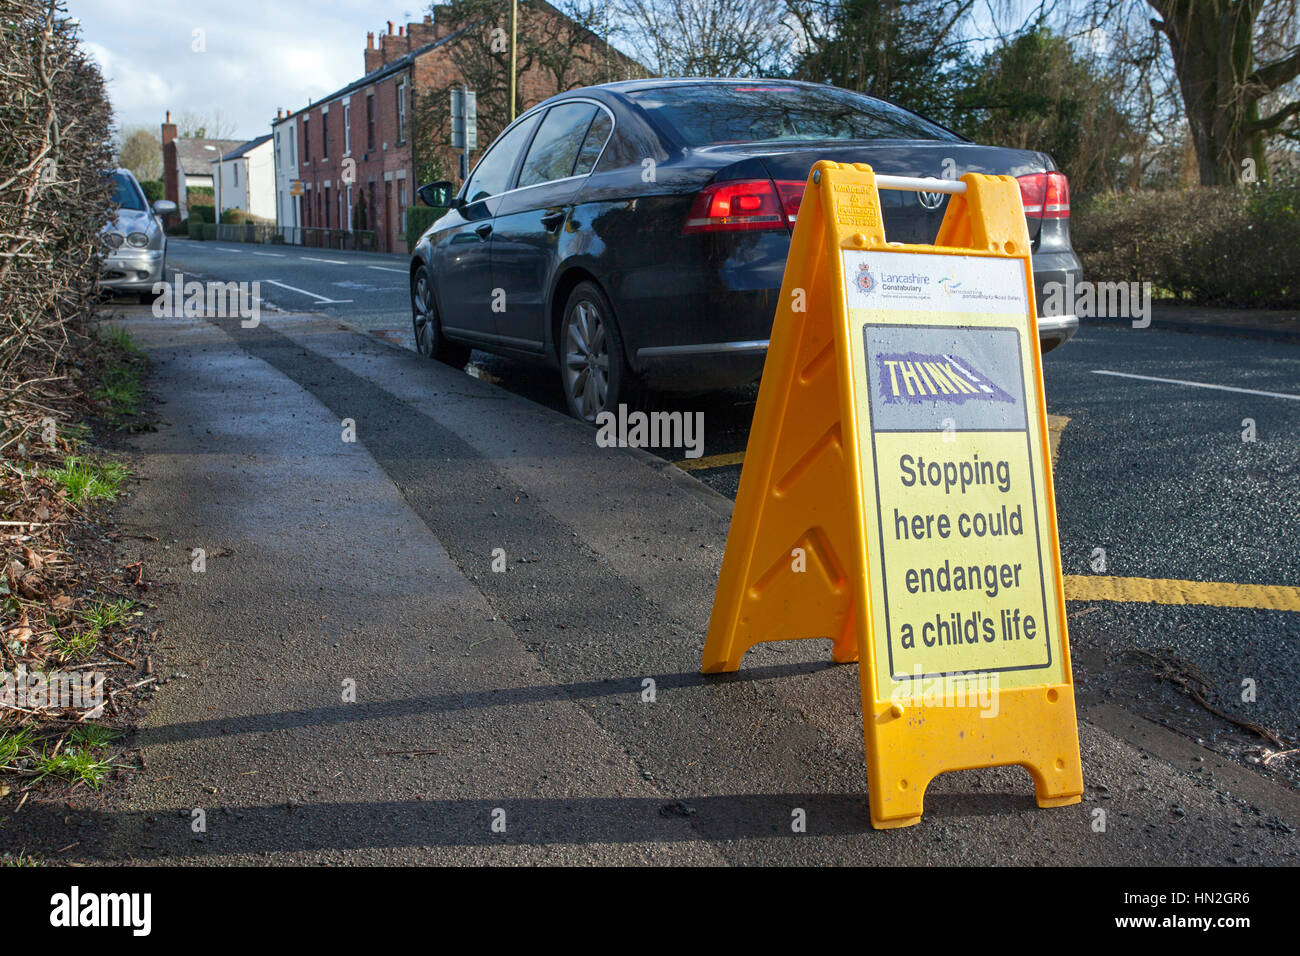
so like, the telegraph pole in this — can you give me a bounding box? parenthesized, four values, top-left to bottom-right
(508, 0, 518, 121)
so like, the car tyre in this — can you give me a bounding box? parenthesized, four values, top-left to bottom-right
(411, 263, 470, 368)
(559, 280, 643, 423)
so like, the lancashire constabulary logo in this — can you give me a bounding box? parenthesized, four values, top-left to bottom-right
(876, 351, 1015, 405)
(856, 262, 875, 293)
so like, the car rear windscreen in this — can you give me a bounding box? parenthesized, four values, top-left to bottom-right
(625, 84, 961, 146)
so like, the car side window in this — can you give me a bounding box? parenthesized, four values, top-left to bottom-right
(516, 103, 597, 189)
(464, 114, 540, 204)
(571, 110, 613, 177)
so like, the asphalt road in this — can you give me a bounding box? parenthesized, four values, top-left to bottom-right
(164, 237, 412, 328)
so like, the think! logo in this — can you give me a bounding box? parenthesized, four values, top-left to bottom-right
(876, 351, 1013, 405)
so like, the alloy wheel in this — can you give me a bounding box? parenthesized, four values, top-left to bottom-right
(411, 269, 435, 356)
(563, 299, 610, 421)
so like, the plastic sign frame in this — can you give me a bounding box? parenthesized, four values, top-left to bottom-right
(702, 161, 1083, 829)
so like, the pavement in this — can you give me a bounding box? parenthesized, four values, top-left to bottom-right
(16, 291, 1296, 865)
(1114, 304, 1300, 342)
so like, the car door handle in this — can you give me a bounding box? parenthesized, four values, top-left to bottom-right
(540, 210, 566, 232)
(475, 223, 493, 240)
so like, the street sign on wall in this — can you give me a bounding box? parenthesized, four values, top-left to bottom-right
(701, 162, 1083, 829)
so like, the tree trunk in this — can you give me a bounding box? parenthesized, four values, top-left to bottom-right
(1150, 0, 1262, 185)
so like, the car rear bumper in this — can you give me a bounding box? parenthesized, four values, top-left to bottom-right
(100, 249, 164, 292)
(619, 235, 1082, 390)
(633, 283, 1081, 392)
(1035, 313, 1078, 352)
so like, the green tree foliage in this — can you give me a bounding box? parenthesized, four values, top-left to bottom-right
(117, 127, 161, 180)
(950, 27, 1133, 194)
(788, 0, 975, 119)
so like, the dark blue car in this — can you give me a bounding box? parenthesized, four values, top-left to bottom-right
(410, 78, 1082, 421)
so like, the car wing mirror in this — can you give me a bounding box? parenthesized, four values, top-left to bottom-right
(152, 199, 178, 216)
(418, 181, 459, 209)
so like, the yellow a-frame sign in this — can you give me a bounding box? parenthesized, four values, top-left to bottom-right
(702, 162, 1083, 829)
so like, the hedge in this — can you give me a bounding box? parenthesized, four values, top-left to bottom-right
(1072, 181, 1300, 309)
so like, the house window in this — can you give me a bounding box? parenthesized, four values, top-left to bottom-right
(324, 185, 331, 228)
(233, 163, 239, 187)
(366, 94, 375, 151)
(397, 180, 406, 235)
(344, 104, 351, 154)
(396, 81, 407, 144)
(302, 117, 310, 162)
(322, 110, 329, 159)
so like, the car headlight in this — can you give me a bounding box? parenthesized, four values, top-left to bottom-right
(126, 232, 150, 248)
(102, 232, 124, 249)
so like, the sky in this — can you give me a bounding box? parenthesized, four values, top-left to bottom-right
(72, 0, 430, 142)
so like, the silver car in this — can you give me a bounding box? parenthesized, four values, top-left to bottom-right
(101, 168, 176, 303)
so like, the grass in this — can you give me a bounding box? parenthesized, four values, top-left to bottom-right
(50, 628, 99, 661)
(79, 598, 137, 631)
(44, 455, 128, 503)
(93, 363, 143, 424)
(98, 324, 141, 354)
(0, 724, 121, 790)
(0, 851, 41, 867)
(69, 724, 120, 748)
(34, 744, 117, 789)
(0, 727, 38, 772)
(92, 325, 146, 426)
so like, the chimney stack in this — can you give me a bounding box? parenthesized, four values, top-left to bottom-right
(364, 31, 381, 73)
(407, 15, 436, 46)
(160, 111, 177, 146)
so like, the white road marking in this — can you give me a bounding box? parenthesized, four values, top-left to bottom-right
(262, 279, 353, 304)
(300, 256, 347, 265)
(1092, 369, 1300, 402)
(252, 251, 286, 257)
(367, 266, 407, 273)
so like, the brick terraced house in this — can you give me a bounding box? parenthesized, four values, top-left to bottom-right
(272, 5, 643, 254)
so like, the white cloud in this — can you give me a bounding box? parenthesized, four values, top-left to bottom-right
(70, 0, 409, 140)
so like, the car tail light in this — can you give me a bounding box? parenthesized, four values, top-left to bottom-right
(1016, 171, 1070, 219)
(683, 179, 805, 233)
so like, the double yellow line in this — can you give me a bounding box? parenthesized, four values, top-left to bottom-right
(674, 415, 1299, 613)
